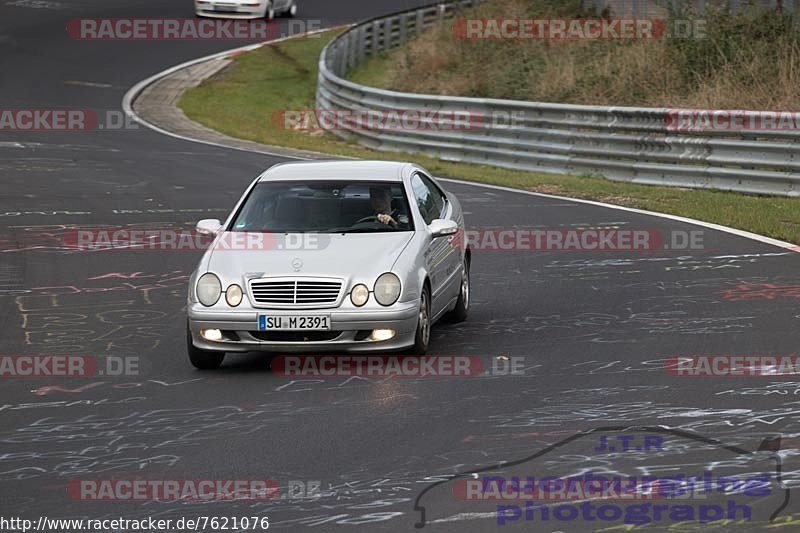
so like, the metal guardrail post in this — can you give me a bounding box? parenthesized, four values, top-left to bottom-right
(415, 10, 425, 37)
(399, 12, 408, 44)
(356, 25, 366, 63)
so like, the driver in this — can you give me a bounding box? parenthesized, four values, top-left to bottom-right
(369, 187, 397, 225)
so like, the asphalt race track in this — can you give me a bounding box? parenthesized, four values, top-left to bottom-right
(2, 1, 800, 531)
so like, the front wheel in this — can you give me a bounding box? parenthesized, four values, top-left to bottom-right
(187, 326, 225, 370)
(286, 2, 297, 17)
(408, 287, 431, 355)
(264, 3, 275, 19)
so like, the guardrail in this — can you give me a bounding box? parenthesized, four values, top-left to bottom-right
(316, 1, 800, 196)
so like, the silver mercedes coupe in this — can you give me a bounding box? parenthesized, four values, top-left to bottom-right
(194, 0, 297, 19)
(186, 160, 470, 369)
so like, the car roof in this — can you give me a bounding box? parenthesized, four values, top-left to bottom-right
(257, 160, 412, 182)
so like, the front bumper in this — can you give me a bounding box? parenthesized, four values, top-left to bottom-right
(188, 301, 419, 353)
(195, 2, 266, 19)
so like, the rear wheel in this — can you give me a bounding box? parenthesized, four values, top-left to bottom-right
(187, 326, 225, 370)
(408, 287, 431, 355)
(286, 2, 297, 17)
(447, 256, 470, 323)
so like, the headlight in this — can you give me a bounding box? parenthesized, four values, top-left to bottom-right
(350, 284, 369, 307)
(197, 273, 222, 306)
(225, 284, 243, 307)
(374, 273, 401, 306)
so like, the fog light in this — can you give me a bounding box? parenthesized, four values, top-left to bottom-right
(369, 329, 396, 342)
(201, 329, 223, 341)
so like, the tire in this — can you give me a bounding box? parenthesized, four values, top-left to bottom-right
(408, 286, 431, 355)
(447, 256, 470, 323)
(287, 2, 297, 17)
(187, 326, 225, 370)
(265, 3, 275, 19)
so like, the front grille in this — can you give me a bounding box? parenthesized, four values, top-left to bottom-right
(250, 331, 342, 342)
(249, 277, 343, 308)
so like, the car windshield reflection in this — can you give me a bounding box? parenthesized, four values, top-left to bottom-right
(230, 180, 415, 233)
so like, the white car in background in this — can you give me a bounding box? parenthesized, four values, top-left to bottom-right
(195, 0, 297, 19)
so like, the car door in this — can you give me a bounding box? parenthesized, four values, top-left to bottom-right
(410, 172, 459, 318)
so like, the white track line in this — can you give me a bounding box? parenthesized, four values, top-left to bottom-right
(439, 178, 800, 253)
(122, 29, 800, 255)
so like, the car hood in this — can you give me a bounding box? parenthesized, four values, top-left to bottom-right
(205, 232, 415, 284)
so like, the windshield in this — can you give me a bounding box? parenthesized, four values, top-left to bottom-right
(229, 180, 415, 233)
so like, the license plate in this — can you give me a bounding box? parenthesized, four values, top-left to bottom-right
(258, 315, 331, 331)
(213, 4, 237, 12)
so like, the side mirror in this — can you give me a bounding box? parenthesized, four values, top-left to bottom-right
(429, 219, 458, 238)
(196, 219, 222, 236)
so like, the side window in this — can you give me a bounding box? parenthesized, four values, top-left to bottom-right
(411, 173, 447, 224)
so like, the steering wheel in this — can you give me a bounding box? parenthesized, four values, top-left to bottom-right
(356, 215, 397, 227)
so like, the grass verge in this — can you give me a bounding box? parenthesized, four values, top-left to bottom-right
(179, 29, 800, 244)
(352, 0, 800, 109)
